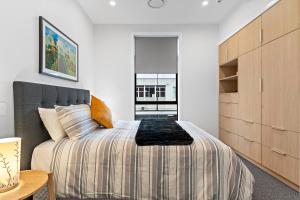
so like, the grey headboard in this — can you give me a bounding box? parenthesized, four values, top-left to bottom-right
(13, 81, 90, 170)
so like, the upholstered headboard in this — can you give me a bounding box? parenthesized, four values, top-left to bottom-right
(13, 81, 90, 170)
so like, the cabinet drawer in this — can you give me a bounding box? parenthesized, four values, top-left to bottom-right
(262, 145, 299, 185)
(220, 116, 239, 134)
(262, 125, 299, 159)
(239, 120, 261, 143)
(219, 128, 239, 150)
(238, 136, 261, 164)
(219, 102, 239, 119)
(219, 93, 239, 103)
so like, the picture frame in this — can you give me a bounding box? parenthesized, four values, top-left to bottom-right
(39, 16, 79, 82)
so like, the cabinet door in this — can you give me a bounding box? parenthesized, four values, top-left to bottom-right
(219, 42, 227, 65)
(239, 17, 262, 56)
(262, 0, 300, 44)
(262, 30, 300, 133)
(238, 48, 262, 123)
(227, 34, 239, 62)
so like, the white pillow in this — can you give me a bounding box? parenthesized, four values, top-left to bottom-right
(38, 108, 66, 142)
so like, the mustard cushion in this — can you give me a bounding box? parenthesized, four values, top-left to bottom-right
(91, 95, 113, 128)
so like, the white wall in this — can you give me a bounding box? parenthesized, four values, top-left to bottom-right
(219, 0, 279, 44)
(0, 0, 95, 138)
(94, 25, 219, 136)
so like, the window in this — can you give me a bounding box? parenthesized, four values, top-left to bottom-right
(135, 74, 178, 120)
(136, 86, 144, 98)
(156, 86, 166, 97)
(145, 85, 155, 98)
(136, 85, 166, 98)
(134, 36, 178, 120)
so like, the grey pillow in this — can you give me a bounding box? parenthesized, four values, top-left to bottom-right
(55, 104, 98, 140)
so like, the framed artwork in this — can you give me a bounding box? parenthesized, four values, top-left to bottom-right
(39, 16, 79, 82)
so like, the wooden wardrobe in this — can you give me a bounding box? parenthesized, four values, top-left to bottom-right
(219, 0, 300, 191)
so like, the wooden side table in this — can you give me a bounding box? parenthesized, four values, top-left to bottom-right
(0, 170, 56, 200)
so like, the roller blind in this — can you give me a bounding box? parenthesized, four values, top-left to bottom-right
(135, 37, 178, 74)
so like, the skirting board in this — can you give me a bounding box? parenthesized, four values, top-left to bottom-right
(234, 150, 300, 192)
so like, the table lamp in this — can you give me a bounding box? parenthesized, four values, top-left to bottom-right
(0, 137, 21, 193)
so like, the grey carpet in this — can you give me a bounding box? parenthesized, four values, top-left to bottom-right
(240, 157, 300, 200)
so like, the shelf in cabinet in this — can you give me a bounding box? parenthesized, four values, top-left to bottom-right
(219, 75, 238, 81)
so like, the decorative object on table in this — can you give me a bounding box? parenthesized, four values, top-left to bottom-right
(39, 16, 79, 82)
(0, 137, 21, 193)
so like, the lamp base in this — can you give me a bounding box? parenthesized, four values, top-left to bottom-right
(0, 183, 19, 193)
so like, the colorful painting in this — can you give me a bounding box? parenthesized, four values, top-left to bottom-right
(39, 17, 78, 81)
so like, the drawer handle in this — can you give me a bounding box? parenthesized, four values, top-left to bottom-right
(242, 119, 254, 124)
(222, 115, 232, 119)
(244, 137, 255, 143)
(259, 29, 263, 44)
(271, 126, 286, 131)
(271, 148, 287, 156)
(222, 102, 233, 104)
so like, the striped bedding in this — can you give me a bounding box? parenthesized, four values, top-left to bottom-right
(51, 120, 254, 200)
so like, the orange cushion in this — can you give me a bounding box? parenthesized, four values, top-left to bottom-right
(91, 95, 113, 128)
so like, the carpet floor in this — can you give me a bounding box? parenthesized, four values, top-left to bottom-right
(240, 157, 300, 200)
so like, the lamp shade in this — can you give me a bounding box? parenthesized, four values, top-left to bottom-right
(0, 137, 21, 193)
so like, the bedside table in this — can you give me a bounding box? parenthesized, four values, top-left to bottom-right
(0, 170, 56, 200)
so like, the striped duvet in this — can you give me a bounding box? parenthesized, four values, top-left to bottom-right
(51, 120, 254, 200)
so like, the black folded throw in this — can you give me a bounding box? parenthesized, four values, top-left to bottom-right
(135, 119, 194, 146)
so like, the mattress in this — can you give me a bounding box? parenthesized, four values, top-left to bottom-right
(31, 139, 56, 172)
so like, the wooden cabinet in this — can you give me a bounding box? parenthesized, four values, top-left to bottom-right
(219, 0, 300, 189)
(219, 34, 239, 65)
(262, 29, 300, 133)
(239, 120, 261, 144)
(219, 42, 227, 65)
(262, 145, 299, 185)
(262, 0, 300, 44)
(238, 136, 261, 164)
(220, 102, 239, 119)
(219, 128, 239, 150)
(262, 125, 299, 159)
(227, 34, 239, 62)
(262, 125, 299, 185)
(238, 48, 262, 124)
(219, 93, 239, 103)
(239, 17, 262, 55)
(220, 116, 239, 135)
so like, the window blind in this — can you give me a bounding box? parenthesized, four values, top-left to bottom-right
(135, 37, 178, 74)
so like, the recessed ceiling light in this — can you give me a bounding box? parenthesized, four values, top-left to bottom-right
(148, 0, 166, 9)
(109, 0, 116, 7)
(202, 0, 209, 7)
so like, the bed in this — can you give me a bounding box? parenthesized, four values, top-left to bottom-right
(14, 81, 254, 200)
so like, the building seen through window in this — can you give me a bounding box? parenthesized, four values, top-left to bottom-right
(135, 74, 177, 120)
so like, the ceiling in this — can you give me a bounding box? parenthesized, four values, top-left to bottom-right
(76, 0, 248, 25)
